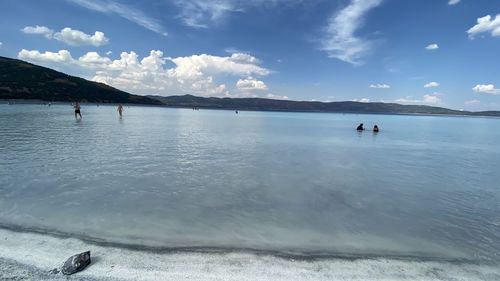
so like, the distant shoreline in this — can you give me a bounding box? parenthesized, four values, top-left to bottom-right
(2, 98, 500, 119)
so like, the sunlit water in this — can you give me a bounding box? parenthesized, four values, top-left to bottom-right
(1, 103, 499, 262)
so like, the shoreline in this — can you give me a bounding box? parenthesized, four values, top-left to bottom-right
(0, 223, 489, 264)
(1, 227, 499, 281)
(2, 99, 499, 119)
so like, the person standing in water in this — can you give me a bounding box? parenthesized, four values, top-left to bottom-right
(373, 125, 379, 132)
(74, 102, 82, 119)
(356, 123, 364, 131)
(117, 103, 124, 117)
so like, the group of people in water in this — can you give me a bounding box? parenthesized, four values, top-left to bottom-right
(357, 123, 379, 132)
(72, 103, 380, 133)
(73, 102, 124, 119)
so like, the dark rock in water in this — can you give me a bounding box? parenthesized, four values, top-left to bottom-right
(61, 251, 91, 275)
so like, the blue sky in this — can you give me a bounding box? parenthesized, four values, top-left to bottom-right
(0, 0, 499, 110)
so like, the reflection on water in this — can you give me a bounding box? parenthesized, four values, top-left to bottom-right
(0, 104, 499, 261)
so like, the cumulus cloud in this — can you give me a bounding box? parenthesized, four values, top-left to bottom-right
(53, 28, 109, 46)
(467, 15, 500, 39)
(472, 84, 500, 95)
(17, 49, 271, 97)
(67, 0, 167, 36)
(369, 83, 390, 89)
(395, 93, 442, 104)
(422, 93, 441, 103)
(21, 25, 54, 38)
(448, 0, 460, 5)
(18, 49, 75, 64)
(425, 43, 439, 50)
(78, 51, 112, 68)
(169, 53, 269, 79)
(236, 77, 268, 90)
(353, 98, 370, 103)
(321, 0, 382, 65)
(22, 25, 109, 46)
(424, 81, 439, 88)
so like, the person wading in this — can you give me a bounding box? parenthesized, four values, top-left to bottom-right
(74, 102, 82, 119)
(117, 103, 124, 117)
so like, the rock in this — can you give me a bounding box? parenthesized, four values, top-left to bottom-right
(61, 251, 91, 275)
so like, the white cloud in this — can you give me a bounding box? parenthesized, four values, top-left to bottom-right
(169, 53, 269, 81)
(18, 49, 75, 64)
(224, 47, 249, 54)
(174, 0, 234, 28)
(395, 97, 419, 103)
(395, 93, 442, 104)
(172, 0, 304, 28)
(0, 42, 2, 48)
(18, 49, 271, 98)
(53, 28, 109, 46)
(21, 25, 54, 38)
(467, 15, 500, 39)
(423, 93, 441, 103)
(369, 83, 390, 89)
(266, 93, 289, 100)
(67, 0, 167, 36)
(425, 43, 439, 50)
(472, 84, 500, 95)
(236, 77, 268, 90)
(424, 81, 439, 88)
(78, 51, 112, 68)
(320, 0, 382, 65)
(353, 98, 370, 103)
(229, 53, 261, 64)
(448, 0, 460, 5)
(465, 99, 480, 105)
(22, 26, 109, 46)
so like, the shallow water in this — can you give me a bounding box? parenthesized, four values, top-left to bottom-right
(2, 228, 500, 281)
(1, 104, 499, 262)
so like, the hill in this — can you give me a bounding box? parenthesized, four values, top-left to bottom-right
(0, 56, 161, 104)
(150, 95, 500, 117)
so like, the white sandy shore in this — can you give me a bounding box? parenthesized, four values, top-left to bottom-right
(1, 228, 499, 281)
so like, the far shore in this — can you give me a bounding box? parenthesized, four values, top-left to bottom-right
(2, 98, 500, 119)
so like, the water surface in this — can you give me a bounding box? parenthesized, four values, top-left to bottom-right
(1, 104, 499, 261)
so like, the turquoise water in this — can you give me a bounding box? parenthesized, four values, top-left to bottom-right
(0, 104, 499, 262)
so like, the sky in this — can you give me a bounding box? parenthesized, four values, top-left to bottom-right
(0, 0, 499, 110)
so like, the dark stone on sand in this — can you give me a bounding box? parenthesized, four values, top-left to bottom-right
(61, 251, 91, 275)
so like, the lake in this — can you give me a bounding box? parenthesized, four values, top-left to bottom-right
(0, 103, 499, 279)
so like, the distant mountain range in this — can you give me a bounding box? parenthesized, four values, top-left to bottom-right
(150, 95, 500, 116)
(1, 56, 499, 117)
